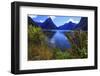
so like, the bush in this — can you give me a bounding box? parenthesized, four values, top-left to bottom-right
(28, 25, 45, 44)
(65, 31, 88, 58)
(53, 48, 72, 59)
(28, 25, 53, 60)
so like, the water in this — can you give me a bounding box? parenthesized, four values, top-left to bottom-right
(44, 30, 71, 50)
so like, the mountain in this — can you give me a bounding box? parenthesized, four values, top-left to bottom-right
(58, 21, 77, 30)
(42, 18, 57, 29)
(28, 17, 88, 31)
(28, 17, 39, 27)
(75, 17, 88, 31)
(33, 17, 57, 29)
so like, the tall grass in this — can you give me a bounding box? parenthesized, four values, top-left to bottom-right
(28, 25, 53, 60)
(65, 31, 88, 58)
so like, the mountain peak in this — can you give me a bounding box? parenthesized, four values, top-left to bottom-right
(42, 18, 57, 29)
(74, 17, 88, 31)
(68, 21, 73, 24)
(45, 17, 53, 22)
(66, 18, 79, 24)
(28, 16, 87, 30)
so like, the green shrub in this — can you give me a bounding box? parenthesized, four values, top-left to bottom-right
(28, 25, 54, 60)
(65, 31, 88, 58)
(53, 48, 72, 59)
(28, 25, 45, 44)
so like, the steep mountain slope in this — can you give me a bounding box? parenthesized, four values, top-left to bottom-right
(58, 21, 77, 30)
(74, 17, 88, 31)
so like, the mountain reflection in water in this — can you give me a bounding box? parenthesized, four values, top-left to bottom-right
(43, 30, 71, 51)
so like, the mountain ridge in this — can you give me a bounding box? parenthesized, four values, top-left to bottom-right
(28, 17, 88, 31)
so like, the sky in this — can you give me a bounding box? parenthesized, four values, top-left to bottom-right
(29, 15, 81, 27)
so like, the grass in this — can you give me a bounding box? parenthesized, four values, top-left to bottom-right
(28, 25, 53, 60)
(65, 31, 88, 58)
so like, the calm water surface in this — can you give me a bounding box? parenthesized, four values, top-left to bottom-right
(44, 30, 71, 50)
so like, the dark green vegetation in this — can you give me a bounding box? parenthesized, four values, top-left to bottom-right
(28, 25, 53, 60)
(28, 23, 88, 60)
(65, 31, 88, 58)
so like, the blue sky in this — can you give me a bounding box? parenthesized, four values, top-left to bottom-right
(29, 15, 81, 27)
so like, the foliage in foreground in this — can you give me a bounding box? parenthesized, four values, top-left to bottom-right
(65, 31, 88, 58)
(28, 24, 88, 60)
(28, 25, 53, 60)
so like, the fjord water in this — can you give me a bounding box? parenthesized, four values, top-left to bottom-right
(44, 30, 71, 51)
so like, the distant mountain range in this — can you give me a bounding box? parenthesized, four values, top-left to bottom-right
(28, 16, 88, 31)
(58, 21, 77, 30)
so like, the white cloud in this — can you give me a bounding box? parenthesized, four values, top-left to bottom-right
(29, 15, 37, 18)
(49, 16, 56, 20)
(66, 18, 79, 24)
(39, 20, 44, 23)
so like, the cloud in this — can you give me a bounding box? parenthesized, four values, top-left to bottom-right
(39, 20, 44, 23)
(66, 18, 79, 24)
(49, 16, 56, 20)
(29, 15, 37, 18)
